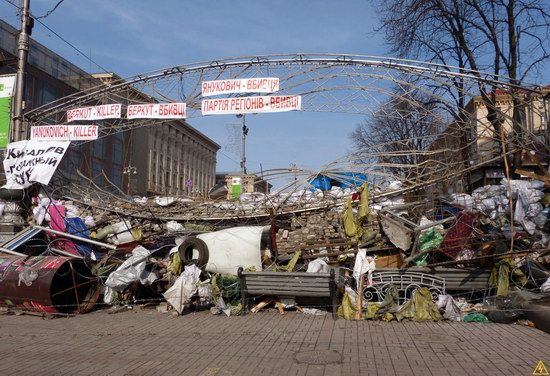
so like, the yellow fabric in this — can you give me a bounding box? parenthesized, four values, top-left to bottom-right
(167, 251, 183, 275)
(343, 195, 360, 238)
(489, 258, 527, 297)
(275, 251, 301, 272)
(337, 293, 358, 320)
(343, 183, 370, 239)
(364, 303, 380, 319)
(357, 183, 369, 221)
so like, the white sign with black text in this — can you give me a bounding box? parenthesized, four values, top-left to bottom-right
(2, 140, 70, 189)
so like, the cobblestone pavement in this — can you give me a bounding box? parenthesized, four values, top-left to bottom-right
(0, 308, 548, 375)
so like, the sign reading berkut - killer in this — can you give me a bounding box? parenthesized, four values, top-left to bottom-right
(202, 95, 301, 115)
(66, 104, 121, 122)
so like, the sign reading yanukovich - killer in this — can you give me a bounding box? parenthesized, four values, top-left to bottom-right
(127, 103, 186, 119)
(30, 125, 99, 141)
(2, 140, 70, 189)
(202, 78, 279, 96)
(66, 104, 122, 122)
(202, 95, 301, 115)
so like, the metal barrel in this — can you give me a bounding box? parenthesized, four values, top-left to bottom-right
(0, 256, 99, 314)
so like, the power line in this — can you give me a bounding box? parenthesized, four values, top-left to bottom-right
(32, 17, 110, 73)
(1, 0, 109, 73)
(34, 0, 64, 20)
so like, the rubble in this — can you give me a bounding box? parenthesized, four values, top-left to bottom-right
(0, 173, 548, 334)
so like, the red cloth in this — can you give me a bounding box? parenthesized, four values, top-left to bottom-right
(47, 205, 80, 256)
(438, 212, 476, 259)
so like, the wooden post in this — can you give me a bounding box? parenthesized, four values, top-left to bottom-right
(354, 274, 363, 320)
(269, 208, 278, 254)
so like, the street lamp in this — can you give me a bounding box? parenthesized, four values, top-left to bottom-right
(290, 162, 298, 189)
(123, 165, 137, 195)
(236, 114, 248, 175)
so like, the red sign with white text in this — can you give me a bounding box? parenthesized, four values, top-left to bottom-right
(30, 125, 98, 141)
(202, 78, 280, 96)
(127, 103, 186, 119)
(66, 104, 121, 122)
(202, 95, 301, 115)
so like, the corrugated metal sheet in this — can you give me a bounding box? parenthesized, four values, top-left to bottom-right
(0, 226, 42, 251)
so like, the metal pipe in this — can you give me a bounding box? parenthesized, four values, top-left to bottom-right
(0, 247, 26, 257)
(32, 225, 118, 250)
(49, 247, 85, 259)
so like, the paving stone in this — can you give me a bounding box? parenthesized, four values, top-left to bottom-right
(0, 310, 548, 375)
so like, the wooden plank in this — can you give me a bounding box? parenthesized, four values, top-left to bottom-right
(274, 298, 285, 315)
(250, 299, 273, 313)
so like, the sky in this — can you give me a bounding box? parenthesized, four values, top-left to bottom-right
(0, 0, 387, 178)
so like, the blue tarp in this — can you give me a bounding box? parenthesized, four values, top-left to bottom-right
(309, 175, 331, 191)
(331, 172, 367, 188)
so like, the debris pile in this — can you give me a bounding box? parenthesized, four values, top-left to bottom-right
(0, 176, 549, 331)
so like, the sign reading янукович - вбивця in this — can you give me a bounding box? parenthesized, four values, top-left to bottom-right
(0, 75, 16, 148)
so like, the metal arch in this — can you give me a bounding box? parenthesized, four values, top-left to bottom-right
(25, 53, 544, 123)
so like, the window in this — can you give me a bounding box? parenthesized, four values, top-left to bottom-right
(113, 140, 124, 165)
(93, 140, 106, 159)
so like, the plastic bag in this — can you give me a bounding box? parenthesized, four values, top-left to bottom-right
(463, 312, 489, 323)
(418, 229, 443, 252)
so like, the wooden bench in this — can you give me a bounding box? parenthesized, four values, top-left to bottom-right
(237, 267, 338, 319)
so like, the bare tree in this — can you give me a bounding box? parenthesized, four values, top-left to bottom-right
(350, 90, 444, 180)
(372, 0, 550, 168)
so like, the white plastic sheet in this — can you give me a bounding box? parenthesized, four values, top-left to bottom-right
(105, 246, 157, 292)
(198, 226, 264, 275)
(437, 295, 462, 321)
(163, 264, 202, 314)
(353, 248, 376, 287)
(306, 258, 330, 273)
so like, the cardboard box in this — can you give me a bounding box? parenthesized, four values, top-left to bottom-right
(375, 253, 405, 268)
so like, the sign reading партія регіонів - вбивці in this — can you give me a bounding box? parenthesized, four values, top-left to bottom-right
(202, 95, 301, 115)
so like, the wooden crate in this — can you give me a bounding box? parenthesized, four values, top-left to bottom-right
(375, 253, 405, 268)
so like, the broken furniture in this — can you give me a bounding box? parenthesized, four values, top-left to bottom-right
(238, 267, 338, 319)
(378, 204, 456, 264)
(364, 270, 446, 305)
(366, 267, 491, 303)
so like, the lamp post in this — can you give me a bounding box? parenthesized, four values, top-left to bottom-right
(236, 114, 248, 175)
(290, 162, 298, 190)
(123, 165, 137, 195)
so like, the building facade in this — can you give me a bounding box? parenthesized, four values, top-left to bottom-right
(427, 88, 550, 193)
(0, 20, 219, 197)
